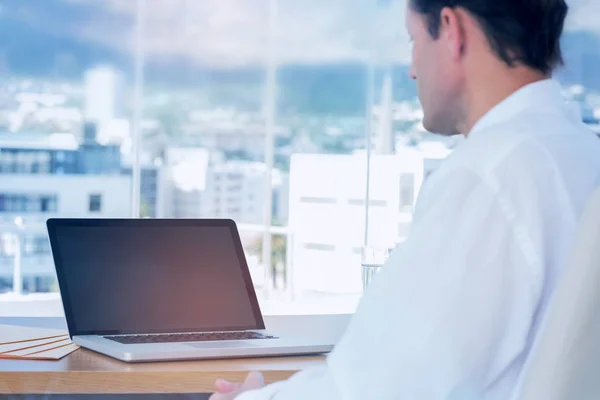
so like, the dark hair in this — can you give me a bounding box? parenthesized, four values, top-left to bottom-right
(409, 0, 569, 74)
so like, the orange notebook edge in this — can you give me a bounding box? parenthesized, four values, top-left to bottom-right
(0, 343, 80, 360)
(1, 337, 71, 355)
(0, 333, 69, 346)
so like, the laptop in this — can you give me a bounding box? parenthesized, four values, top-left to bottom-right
(47, 218, 335, 362)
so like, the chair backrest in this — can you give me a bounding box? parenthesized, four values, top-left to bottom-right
(515, 186, 600, 400)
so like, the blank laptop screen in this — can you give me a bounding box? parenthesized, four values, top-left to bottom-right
(50, 222, 263, 335)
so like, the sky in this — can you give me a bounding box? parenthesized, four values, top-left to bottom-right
(62, 0, 409, 67)
(62, 0, 599, 68)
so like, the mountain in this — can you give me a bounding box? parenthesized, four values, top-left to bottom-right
(0, 0, 394, 80)
(0, 0, 129, 78)
(0, 0, 417, 116)
(0, 0, 597, 116)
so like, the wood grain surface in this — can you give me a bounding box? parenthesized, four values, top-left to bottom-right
(0, 315, 350, 394)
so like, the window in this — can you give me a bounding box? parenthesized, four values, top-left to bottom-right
(37, 152, 51, 174)
(304, 243, 336, 252)
(23, 236, 36, 255)
(48, 197, 58, 213)
(40, 196, 55, 213)
(5, 152, 16, 173)
(348, 199, 387, 207)
(89, 194, 102, 213)
(32, 236, 50, 255)
(26, 196, 37, 212)
(15, 152, 27, 173)
(0, 0, 431, 314)
(300, 197, 337, 205)
(348, 199, 365, 206)
(0, 194, 58, 213)
(6, 0, 596, 319)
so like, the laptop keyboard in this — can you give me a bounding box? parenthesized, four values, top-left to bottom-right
(105, 331, 278, 344)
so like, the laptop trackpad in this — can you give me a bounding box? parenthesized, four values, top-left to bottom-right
(187, 341, 259, 349)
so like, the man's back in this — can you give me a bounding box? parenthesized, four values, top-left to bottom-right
(229, 82, 600, 400)
(431, 79, 600, 317)
(323, 80, 600, 400)
(214, 0, 599, 397)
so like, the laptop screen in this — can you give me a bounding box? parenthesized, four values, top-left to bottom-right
(48, 219, 265, 336)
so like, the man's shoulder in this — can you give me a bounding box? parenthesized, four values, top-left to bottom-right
(444, 111, 599, 179)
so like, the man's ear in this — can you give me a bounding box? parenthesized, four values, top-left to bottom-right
(439, 7, 466, 60)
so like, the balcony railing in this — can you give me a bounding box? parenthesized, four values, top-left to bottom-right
(0, 218, 294, 297)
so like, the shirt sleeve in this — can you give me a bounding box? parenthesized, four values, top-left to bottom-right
(237, 168, 542, 400)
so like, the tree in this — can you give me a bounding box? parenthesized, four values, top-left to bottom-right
(140, 199, 152, 218)
(248, 234, 287, 289)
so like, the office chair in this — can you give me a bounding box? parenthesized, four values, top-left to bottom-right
(515, 186, 600, 400)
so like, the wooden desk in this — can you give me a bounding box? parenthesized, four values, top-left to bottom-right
(0, 315, 350, 394)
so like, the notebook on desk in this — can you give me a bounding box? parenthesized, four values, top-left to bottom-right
(46, 218, 335, 363)
(0, 325, 79, 360)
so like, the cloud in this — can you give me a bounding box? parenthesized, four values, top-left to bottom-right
(64, 0, 410, 67)
(63, 0, 596, 68)
(565, 0, 600, 32)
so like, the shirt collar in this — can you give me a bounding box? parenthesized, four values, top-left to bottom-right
(469, 79, 576, 137)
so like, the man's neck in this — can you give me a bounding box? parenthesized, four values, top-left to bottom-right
(460, 67, 549, 136)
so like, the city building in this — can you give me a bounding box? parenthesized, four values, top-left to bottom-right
(0, 125, 123, 176)
(161, 147, 288, 225)
(0, 130, 144, 294)
(0, 133, 79, 174)
(374, 69, 395, 155)
(84, 66, 124, 123)
(83, 67, 131, 146)
(0, 174, 131, 294)
(288, 148, 426, 295)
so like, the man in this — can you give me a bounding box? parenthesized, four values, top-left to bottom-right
(212, 0, 600, 398)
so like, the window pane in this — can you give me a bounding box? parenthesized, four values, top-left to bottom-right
(0, 1, 134, 307)
(9, 1, 599, 318)
(136, 0, 383, 313)
(88, 194, 103, 213)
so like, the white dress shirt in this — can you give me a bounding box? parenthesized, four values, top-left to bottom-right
(237, 80, 600, 400)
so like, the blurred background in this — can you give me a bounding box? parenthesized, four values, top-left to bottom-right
(0, 0, 598, 316)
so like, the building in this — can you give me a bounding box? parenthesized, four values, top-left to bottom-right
(288, 148, 425, 295)
(0, 132, 135, 294)
(0, 133, 79, 174)
(0, 174, 132, 294)
(374, 69, 395, 155)
(197, 130, 266, 160)
(0, 126, 122, 176)
(84, 66, 124, 123)
(139, 166, 165, 218)
(83, 67, 130, 146)
(162, 147, 288, 225)
(120, 154, 166, 219)
(79, 122, 122, 174)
